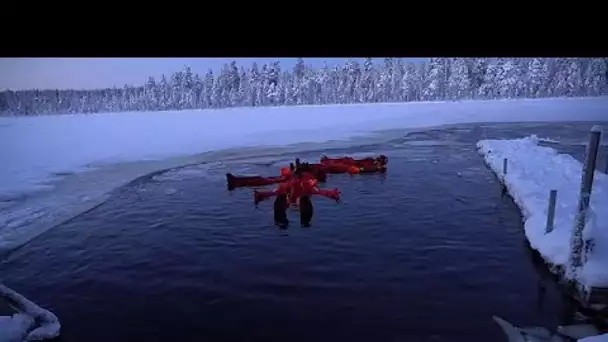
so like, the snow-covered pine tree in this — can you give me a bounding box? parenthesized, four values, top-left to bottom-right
(282, 72, 295, 106)
(447, 58, 471, 100)
(315, 63, 331, 105)
(478, 59, 499, 99)
(290, 58, 304, 105)
(358, 58, 375, 103)
(170, 70, 185, 110)
(234, 66, 248, 107)
(0, 92, 9, 116)
(267, 61, 281, 105)
(468, 58, 488, 99)
(511, 58, 529, 99)
(391, 58, 405, 102)
(495, 58, 518, 99)
(278, 71, 290, 105)
(422, 58, 447, 101)
(228, 61, 242, 107)
(379, 58, 394, 102)
(203, 69, 215, 108)
(192, 73, 204, 109)
(257, 64, 269, 107)
(400, 62, 415, 102)
(144, 76, 158, 110)
(248, 62, 260, 106)
(156, 74, 171, 110)
(214, 65, 229, 108)
(343, 59, 361, 103)
(550, 58, 571, 97)
(565, 58, 584, 97)
(584, 58, 608, 96)
(526, 58, 544, 98)
(336, 65, 349, 104)
(182, 66, 195, 109)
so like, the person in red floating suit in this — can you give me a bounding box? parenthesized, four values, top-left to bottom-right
(254, 168, 340, 227)
(226, 162, 327, 191)
(320, 154, 388, 168)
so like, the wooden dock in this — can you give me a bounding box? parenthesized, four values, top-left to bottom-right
(478, 125, 608, 315)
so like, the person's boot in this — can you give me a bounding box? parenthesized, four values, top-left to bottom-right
(274, 194, 289, 228)
(300, 196, 313, 227)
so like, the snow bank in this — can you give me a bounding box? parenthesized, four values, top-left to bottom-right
(477, 134, 608, 288)
(1, 96, 607, 254)
(0, 313, 34, 342)
(580, 334, 608, 342)
(0, 283, 60, 341)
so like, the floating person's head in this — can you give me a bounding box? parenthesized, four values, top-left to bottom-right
(281, 167, 292, 177)
(376, 155, 388, 166)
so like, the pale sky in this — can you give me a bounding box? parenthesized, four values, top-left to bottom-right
(0, 58, 427, 91)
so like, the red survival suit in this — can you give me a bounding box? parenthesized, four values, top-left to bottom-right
(226, 164, 327, 190)
(320, 154, 388, 167)
(254, 171, 340, 207)
(254, 170, 340, 226)
(320, 155, 388, 174)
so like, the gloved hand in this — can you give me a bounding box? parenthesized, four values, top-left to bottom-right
(254, 190, 263, 205)
(347, 166, 361, 175)
(328, 188, 341, 202)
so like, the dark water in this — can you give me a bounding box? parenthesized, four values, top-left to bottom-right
(2, 121, 608, 342)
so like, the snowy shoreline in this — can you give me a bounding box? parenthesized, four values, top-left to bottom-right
(0, 283, 60, 341)
(476, 134, 608, 289)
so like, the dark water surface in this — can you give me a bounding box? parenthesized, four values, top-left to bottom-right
(2, 122, 608, 342)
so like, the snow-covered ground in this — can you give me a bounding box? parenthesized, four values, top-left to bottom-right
(493, 315, 607, 341)
(581, 334, 608, 342)
(0, 283, 60, 342)
(477, 134, 608, 289)
(1, 96, 608, 256)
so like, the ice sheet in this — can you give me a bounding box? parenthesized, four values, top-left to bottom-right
(3, 96, 606, 198)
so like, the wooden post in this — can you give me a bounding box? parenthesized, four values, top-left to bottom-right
(546, 190, 557, 233)
(569, 125, 602, 274)
(499, 158, 509, 194)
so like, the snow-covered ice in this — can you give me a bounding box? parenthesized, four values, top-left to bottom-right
(3, 97, 607, 198)
(1, 96, 608, 255)
(538, 136, 561, 144)
(0, 313, 34, 342)
(493, 315, 605, 341)
(477, 134, 608, 288)
(580, 334, 608, 341)
(0, 283, 60, 341)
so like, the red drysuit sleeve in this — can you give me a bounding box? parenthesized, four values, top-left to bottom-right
(310, 186, 341, 201)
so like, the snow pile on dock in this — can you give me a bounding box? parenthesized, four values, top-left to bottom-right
(477, 134, 608, 288)
(0, 283, 60, 341)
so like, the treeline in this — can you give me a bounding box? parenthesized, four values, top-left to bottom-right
(1, 58, 607, 116)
